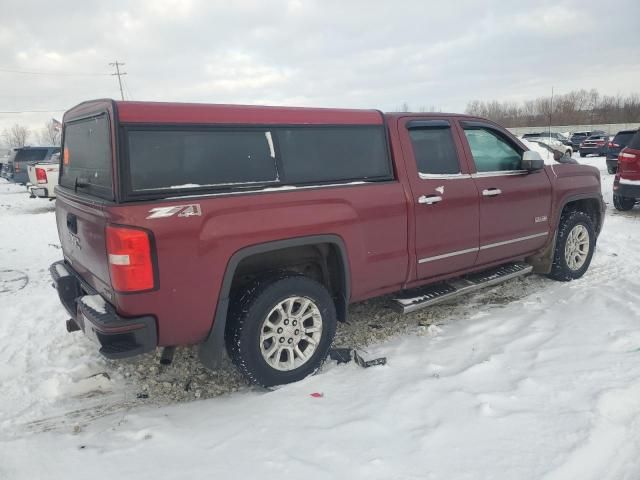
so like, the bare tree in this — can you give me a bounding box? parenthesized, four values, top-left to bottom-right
(2, 124, 30, 147)
(37, 119, 61, 146)
(464, 88, 640, 127)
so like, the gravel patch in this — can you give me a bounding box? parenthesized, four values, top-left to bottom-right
(110, 275, 542, 405)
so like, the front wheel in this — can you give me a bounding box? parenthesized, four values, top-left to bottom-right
(579, 152, 586, 158)
(227, 275, 337, 387)
(547, 210, 596, 281)
(614, 194, 635, 211)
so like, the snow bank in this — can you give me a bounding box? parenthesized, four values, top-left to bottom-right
(3, 159, 640, 479)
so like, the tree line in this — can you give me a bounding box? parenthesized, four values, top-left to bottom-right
(465, 89, 640, 128)
(1, 120, 61, 149)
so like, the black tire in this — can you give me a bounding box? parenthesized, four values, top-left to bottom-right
(607, 166, 617, 174)
(547, 210, 596, 282)
(227, 274, 337, 387)
(614, 194, 635, 211)
(579, 152, 586, 158)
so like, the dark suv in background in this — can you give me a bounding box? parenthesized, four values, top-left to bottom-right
(606, 129, 637, 174)
(570, 130, 605, 151)
(579, 134, 609, 157)
(0, 146, 60, 184)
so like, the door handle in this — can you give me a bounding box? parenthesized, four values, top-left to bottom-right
(482, 188, 502, 197)
(418, 195, 443, 205)
(66, 213, 78, 234)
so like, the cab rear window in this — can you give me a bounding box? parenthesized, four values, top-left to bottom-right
(60, 115, 113, 200)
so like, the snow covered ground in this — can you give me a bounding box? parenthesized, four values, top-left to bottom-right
(3, 155, 640, 479)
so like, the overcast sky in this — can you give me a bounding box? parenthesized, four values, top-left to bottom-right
(1, 0, 639, 138)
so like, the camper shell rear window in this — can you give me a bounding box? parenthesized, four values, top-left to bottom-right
(60, 114, 114, 200)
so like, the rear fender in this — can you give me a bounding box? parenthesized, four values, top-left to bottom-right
(199, 234, 350, 369)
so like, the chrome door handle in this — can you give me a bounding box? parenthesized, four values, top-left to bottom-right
(482, 188, 502, 197)
(418, 195, 442, 205)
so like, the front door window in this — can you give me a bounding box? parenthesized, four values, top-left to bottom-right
(464, 128, 521, 172)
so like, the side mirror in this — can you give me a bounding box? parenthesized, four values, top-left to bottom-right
(522, 151, 544, 171)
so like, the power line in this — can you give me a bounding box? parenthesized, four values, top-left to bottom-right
(0, 109, 66, 113)
(0, 67, 110, 77)
(109, 61, 127, 101)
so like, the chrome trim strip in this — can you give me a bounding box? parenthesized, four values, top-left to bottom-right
(419, 173, 472, 180)
(471, 170, 528, 178)
(418, 247, 479, 264)
(479, 232, 548, 250)
(418, 232, 549, 263)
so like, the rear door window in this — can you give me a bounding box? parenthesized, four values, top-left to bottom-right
(408, 125, 460, 175)
(60, 114, 113, 200)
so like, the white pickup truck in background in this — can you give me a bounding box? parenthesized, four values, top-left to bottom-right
(27, 154, 60, 200)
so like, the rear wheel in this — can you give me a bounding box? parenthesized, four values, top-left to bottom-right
(579, 152, 586, 158)
(614, 194, 635, 211)
(227, 274, 337, 387)
(607, 165, 617, 174)
(547, 210, 595, 281)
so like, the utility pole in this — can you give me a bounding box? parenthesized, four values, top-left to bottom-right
(109, 61, 127, 100)
(549, 86, 554, 136)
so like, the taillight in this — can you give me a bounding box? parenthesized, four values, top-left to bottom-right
(35, 167, 47, 184)
(106, 225, 155, 292)
(619, 151, 638, 163)
(14, 164, 20, 172)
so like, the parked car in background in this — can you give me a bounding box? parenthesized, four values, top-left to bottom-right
(525, 137, 573, 157)
(605, 129, 637, 174)
(27, 153, 60, 199)
(1, 146, 60, 184)
(522, 132, 571, 146)
(579, 134, 609, 157)
(50, 99, 604, 387)
(613, 130, 640, 211)
(570, 130, 606, 150)
(523, 138, 577, 164)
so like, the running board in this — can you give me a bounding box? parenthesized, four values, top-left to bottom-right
(392, 262, 533, 314)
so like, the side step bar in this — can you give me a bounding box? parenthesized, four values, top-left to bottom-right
(392, 262, 533, 314)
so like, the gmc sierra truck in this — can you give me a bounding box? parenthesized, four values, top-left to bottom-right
(50, 100, 604, 386)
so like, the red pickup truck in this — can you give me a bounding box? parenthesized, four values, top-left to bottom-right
(50, 100, 604, 386)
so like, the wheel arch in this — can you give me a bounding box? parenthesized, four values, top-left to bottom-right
(527, 193, 603, 274)
(199, 234, 350, 369)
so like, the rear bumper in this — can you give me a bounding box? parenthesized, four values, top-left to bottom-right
(49, 260, 157, 359)
(613, 181, 640, 199)
(579, 147, 605, 155)
(28, 185, 52, 198)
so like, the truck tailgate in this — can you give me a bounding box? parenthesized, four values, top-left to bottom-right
(55, 189, 113, 298)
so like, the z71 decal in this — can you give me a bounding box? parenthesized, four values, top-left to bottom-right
(146, 204, 202, 219)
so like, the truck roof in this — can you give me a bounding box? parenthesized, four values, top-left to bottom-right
(65, 99, 386, 126)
